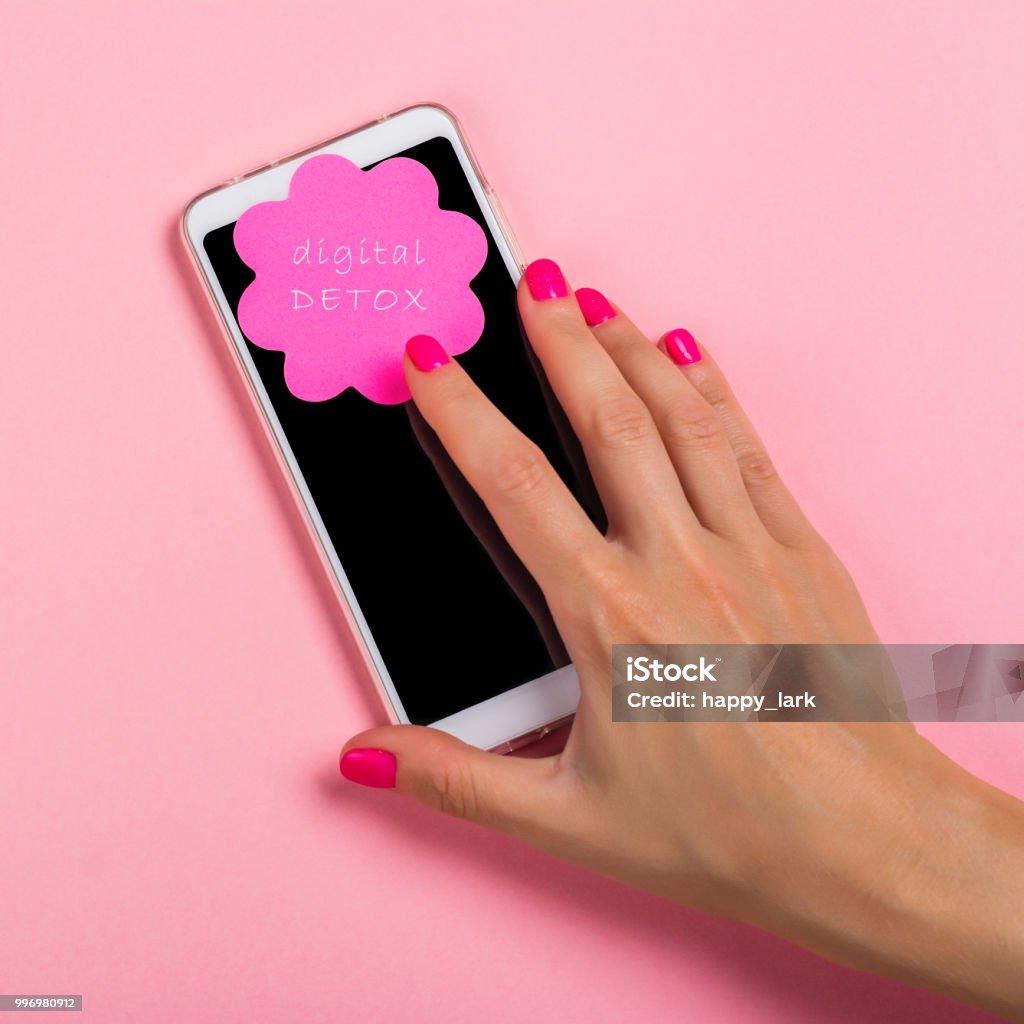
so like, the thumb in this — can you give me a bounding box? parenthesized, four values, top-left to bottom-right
(339, 724, 572, 843)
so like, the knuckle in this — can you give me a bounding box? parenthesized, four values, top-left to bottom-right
(805, 538, 854, 583)
(543, 306, 588, 333)
(582, 550, 629, 603)
(743, 537, 791, 582)
(589, 394, 655, 452)
(662, 403, 724, 450)
(734, 445, 778, 483)
(548, 547, 620, 629)
(430, 758, 479, 820)
(562, 543, 620, 604)
(439, 377, 479, 414)
(691, 373, 731, 412)
(491, 442, 548, 504)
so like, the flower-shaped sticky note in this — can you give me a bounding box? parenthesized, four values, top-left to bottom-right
(234, 154, 488, 404)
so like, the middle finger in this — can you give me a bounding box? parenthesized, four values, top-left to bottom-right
(518, 260, 700, 548)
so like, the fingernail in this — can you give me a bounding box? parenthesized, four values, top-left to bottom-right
(575, 287, 616, 327)
(664, 328, 702, 366)
(339, 748, 397, 788)
(524, 258, 568, 301)
(406, 334, 450, 372)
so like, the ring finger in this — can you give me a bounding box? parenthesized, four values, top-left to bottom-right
(575, 289, 764, 541)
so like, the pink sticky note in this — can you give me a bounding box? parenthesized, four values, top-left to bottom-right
(234, 154, 488, 404)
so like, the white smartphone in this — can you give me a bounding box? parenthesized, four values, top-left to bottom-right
(182, 103, 595, 752)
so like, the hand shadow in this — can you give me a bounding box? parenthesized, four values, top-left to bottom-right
(402, 308, 608, 754)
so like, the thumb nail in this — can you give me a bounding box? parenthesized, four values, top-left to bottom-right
(339, 748, 397, 788)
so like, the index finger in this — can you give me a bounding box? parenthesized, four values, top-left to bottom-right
(402, 334, 607, 597)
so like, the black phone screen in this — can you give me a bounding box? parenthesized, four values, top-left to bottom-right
(202, 136, 601, 726)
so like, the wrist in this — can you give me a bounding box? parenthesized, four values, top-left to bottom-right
(734, 728, 1024, 1018)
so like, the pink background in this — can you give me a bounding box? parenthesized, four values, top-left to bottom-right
(2, 2, 1022, 1021)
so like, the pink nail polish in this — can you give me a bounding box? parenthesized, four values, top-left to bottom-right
(524, 258, 568, 301)
(575, 287, 616, 327)
(664, 328, 701, 366)
(339, 748, 397, 788)
(406, 334, 450, 372)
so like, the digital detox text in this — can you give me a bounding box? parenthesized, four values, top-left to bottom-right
(289, 236, 428, 312)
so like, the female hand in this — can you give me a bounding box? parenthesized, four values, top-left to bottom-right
(340, 259, 1024, 1020)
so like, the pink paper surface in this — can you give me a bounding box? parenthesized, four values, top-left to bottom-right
(235, 154, 487, 403)
(2, 3, 1023, 1022)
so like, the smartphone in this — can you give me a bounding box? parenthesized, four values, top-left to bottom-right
(182, 103, 598, 752)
